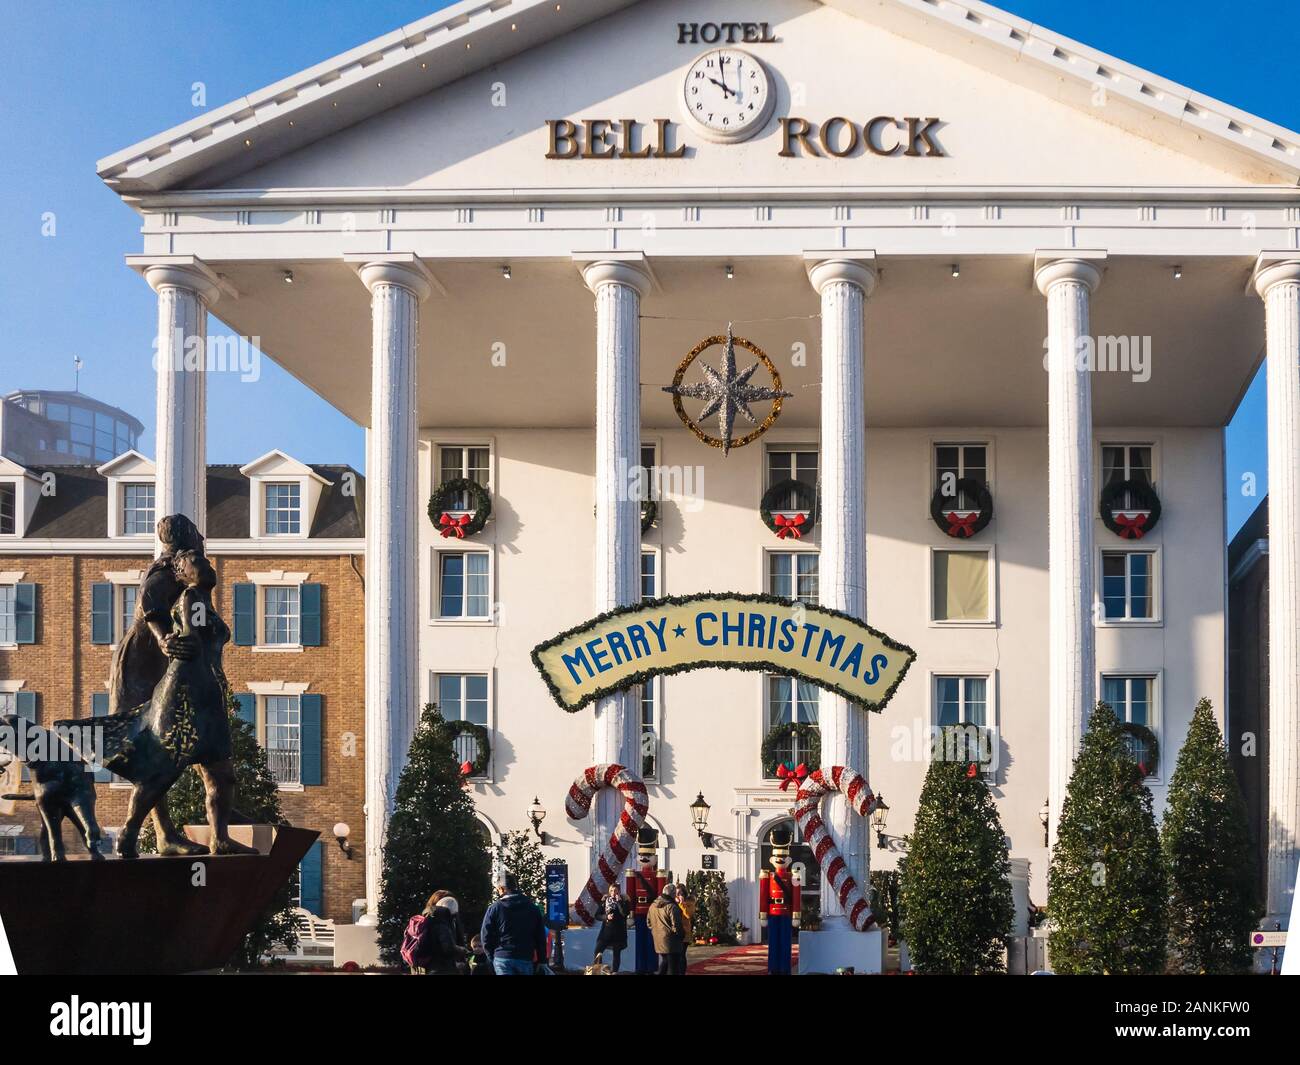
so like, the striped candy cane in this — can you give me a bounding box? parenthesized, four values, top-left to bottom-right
(565, 764, 648, 926)
(793, 766, 880, 931)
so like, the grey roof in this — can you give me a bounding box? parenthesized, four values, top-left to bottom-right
(24, 463, 364, 539)
(1228, 496, 1268, 576)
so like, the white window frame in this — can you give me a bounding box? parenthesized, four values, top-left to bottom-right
(931, 439, 993, 516)
(928, 544, 997, 627)
(428, 669, 495, 782)
(0, 479, 19, 538)
(761, 671, 821, 780)
(639, 437, 662, 544)
(762, 442, 820, 529)
(928, 669, 1000, 782)
(0, 573, 23, 649)
(429, 546, 495, 625)
(763, 547, 819, 605)
(640, 546, 662, 603)
(432, 439, 495, 517)
(1097, 671, 1164, 783)
(102, 569, 145, 647)
(246, 571, 309, 652)
(638, 676, 662, 783)
(262, 481, 303, 537)
(247, 681, 311, 792)
(240, 450, 331, 540)
(1098, 441, 1160, 489)
(1096, 546, 1162, 626)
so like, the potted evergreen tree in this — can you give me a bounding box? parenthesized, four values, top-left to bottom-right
(1049, 702, 1167, 974)
(1162, 698, 1261, 973)
(899, 730, 1014, 973)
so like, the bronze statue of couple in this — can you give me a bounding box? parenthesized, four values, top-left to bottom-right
(85, 514, 255, 858)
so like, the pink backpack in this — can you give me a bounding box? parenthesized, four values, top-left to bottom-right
(401, 914, 431, 969)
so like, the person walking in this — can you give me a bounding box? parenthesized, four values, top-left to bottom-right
(676, 888, 695, 974)
(402, 891, 467, 974)
(648, 883, 685, 975)
(592, 882, 631, 972)
(480, 874, 548, 975)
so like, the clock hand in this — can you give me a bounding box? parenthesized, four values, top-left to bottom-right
(708, 75, 734, 98)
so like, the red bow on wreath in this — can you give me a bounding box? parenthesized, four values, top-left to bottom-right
(776, 762, 809, 791)
(773, 513, 806, 539)
(439, 512, 471, 538)
(945, 512, 979, 538)
(459, 760, 474, 784)
(1114, 513, 1148, 539)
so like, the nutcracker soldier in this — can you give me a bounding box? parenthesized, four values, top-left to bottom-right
(626, 827, 666, 974)
(759, 827, 802, 975)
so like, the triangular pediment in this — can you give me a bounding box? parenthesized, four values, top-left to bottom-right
(95, 450, 155, 477)
(100, 0, 1300, 196)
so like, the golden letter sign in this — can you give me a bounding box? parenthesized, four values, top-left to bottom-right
(532, 593, 915, 713)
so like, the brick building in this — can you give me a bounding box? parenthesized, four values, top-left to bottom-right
(0, 449, 365, 922)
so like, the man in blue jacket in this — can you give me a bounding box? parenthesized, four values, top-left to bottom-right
(480, 874, 548, 975)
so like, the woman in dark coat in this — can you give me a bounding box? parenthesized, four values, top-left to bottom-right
(592, 883, 631, 972)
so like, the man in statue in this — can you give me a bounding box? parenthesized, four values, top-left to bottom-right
(759, 827, 802, 975)
(625, 828, 667, 975)
(106, 513, 209, 856)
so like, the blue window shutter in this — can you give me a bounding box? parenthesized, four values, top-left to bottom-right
(233, 693, 257, 732)
(90, 583, 113, 645)
(91, 693, 110, 782)
(299, 841, 324, 916)
(300, 583, 322, 647)
(14, 583, 36, 644)
(300, 694, 322, 786)
(15, 691, 36, 781)
(232, 583, 256, 646)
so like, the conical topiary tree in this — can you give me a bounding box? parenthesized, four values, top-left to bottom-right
(377, 704, 493, 963)
(899, 728, 1015, 973)
(1049, 702, 1167, 974)
(496, 829, 546, 903)
(1162, 698, 1261, 973)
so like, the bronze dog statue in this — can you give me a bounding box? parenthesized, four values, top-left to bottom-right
(0, 716, 103, 861)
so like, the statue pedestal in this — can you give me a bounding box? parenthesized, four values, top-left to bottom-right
(797, 925, 885, 974)
(0, 826, 317, 974)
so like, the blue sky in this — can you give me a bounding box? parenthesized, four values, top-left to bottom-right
(0, 0, 1292, 534)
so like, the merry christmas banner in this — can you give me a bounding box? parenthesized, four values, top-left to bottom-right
(532, 592, 915, 713)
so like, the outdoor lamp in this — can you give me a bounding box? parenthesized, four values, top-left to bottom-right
(1039, 798, 1051, 847)
(333, 822, 353, 859)
(527, 796, 548, 844)
(872, 795, 890, 849)
(690, 791, 714, 849)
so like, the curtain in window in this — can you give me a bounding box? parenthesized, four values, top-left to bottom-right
(933, 551, 989, 621)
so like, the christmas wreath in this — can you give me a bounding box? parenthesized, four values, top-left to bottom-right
(760, 479, 819, 539)
(1118, 721, 1159, 778)
(1099, 479, 1162, 540)
(445, 719, 491, 778)
(761, 721, 821, 779)
(427, 478, 492, 539)
(929, 478, 993, 539)
(641, 499, 657, 535)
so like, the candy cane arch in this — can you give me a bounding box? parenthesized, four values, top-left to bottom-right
(794, 766, 880, 931)
(565, 764, 648, 926)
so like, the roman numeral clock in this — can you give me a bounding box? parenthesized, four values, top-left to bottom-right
(681, 47, 776, 143)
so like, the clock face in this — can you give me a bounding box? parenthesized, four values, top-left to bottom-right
(681, 48, 775, 143)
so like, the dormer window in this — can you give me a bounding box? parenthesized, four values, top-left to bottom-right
(0, 459, 40, 538)
(239, 451, 331, 540)
(0, 483, 14, 535)
(264, 483, 302, 536)
(121, 483, 156, 536)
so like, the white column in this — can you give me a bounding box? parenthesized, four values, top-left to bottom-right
(1035, 254, 1103, 844)
(807, 255, 877, 924)
(142, 257, 221, 551)
(1255, 256, 1300, 926)
(353, 255, 434, 918)
(581, 256, 652, 855)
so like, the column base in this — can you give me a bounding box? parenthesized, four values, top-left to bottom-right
(796, 926, 884, 974)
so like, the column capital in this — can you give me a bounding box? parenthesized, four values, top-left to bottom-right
(1253, 253, 1300, 298)
(804, 252, 878, 297)
(126, 254, 222, 306)
(1034, 250, 1106, 295)
(344, 253, 436, 301)
(575, 253, 653, 297)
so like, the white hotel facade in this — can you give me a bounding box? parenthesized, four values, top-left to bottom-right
(97, 0, 1300, 955)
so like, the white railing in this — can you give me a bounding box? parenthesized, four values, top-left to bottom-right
(268, 748, 300, 787)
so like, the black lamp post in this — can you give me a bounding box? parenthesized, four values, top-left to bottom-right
(690, 791, 714, 848)
(1039, 798, 1050, 848)
(872, 795, 890, 849)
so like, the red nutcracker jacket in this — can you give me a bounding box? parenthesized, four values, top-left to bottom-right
(759, 868, 802, 923)
(626, 866, 667, 917)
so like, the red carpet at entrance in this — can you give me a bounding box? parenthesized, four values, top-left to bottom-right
(687, 944, 797, 975)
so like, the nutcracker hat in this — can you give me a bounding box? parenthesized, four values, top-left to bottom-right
(636, 827, 659, 858)
(769, 827, 793, 855)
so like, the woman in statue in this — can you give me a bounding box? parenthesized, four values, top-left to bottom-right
(106, 513, 210, 855)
